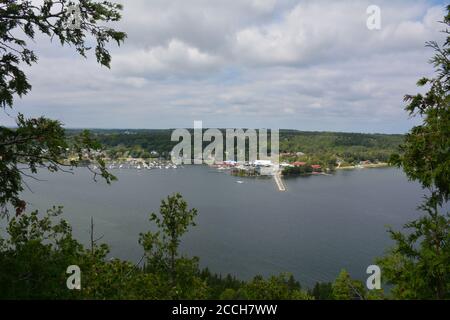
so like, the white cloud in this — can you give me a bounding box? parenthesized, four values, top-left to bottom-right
(233, 1, 446, 66)
(113, 40, 222, 76)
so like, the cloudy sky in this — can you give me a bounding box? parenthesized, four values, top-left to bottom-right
(2, 0, 448, 133)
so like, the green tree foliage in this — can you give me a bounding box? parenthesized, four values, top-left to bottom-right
(391, 6, 450, 205)
(0, 190, 403, 301)
(378, 6, 450, 300)
(237, 274, 312, 300)
(77, 128, 403, 166)
(376, 205, 449, 299)
(282, 165, 313, 176)
(86, 129, 177, 159)
(313, 273, 384, 300)
(309, 282, 333, 300)
(0, 121, 117, 217)
(0, 0, 126, 216)
(331, 270, 367, 300)
(0, 194, 315, 300)
(0, 207, 83, 299)
(280, 130, 403, 165)
(140, 193, 198, 282)
(0, 208, 166, 300)
(0, 0, 126, 107)
(199, 269, 244, 299)
(139, 193, 208, 299)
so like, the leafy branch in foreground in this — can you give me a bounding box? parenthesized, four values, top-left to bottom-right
(0, 0, 126, 216)
(391, 5, 450, 206)
(0, 194, 315, 300)
(379, 5, 450, 300)
(139, 193, 201, 298)
(0, 0, 126, 108)
(0, 114, 116, 217)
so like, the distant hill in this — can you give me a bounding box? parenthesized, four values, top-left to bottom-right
(66, 129, 404, 165)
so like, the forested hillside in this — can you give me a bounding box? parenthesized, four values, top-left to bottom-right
(67, 129, 403, 165)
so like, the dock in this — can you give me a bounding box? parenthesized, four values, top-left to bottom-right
(274, 172, 287, 192)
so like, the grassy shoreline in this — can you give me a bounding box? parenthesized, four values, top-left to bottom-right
(335, 163, 390, 170)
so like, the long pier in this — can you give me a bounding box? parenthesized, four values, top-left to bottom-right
(274, 172, 286, 192)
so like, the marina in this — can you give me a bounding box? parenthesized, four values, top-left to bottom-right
(105, 159, 179, 171)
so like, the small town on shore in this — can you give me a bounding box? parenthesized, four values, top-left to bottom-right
(77, 148, 389, 192)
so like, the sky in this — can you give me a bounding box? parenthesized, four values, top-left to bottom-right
(2, 0, 448, 133)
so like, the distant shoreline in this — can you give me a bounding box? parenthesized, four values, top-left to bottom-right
(335, 163, 390, 170)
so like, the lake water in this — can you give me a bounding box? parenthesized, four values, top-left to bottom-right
(21, 166, 426, 288)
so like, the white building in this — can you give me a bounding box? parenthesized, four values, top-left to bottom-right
(252, 160, 272, 167)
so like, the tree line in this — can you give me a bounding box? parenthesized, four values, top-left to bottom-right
(66, 128, 404, 166)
